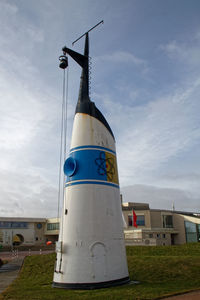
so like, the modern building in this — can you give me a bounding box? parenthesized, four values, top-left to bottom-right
(123, 202, 200, 246)
(0, 202, 200, 247)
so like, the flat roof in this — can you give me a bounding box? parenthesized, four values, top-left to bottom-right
(122, 202, 149, 210)
(0, 217, 47, 222)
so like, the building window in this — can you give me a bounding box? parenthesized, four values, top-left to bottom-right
(185, 221, 198, 243)
(37, 223, 42, 229)
(128, 216, 133, 226)
(47, 223, 59, 231)
(0, 222, 28, 229)
(162, 234, 166, 238)
(137, 215, 145, 226)
(128, 215, 145, 227)
(149, 233, 153, 238)
(163, 215, 173, 228)
(157, 234, 160, 238)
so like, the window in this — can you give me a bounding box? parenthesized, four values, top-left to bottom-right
(149, 233, 153, 238)
(162, 234, 166, 238)
(0, 222, 28, 229)
(128, 215, 133, 226)
(163, 215, 173, 228)
(0, 222, 11, 228)
(37, 223, 42, 229)
(185, 221, 197, 243)
(128, 215, 145, 227)
(137, 215, 145, 226)
(47, 223, 59, 231)
(157, 234, 160, 238)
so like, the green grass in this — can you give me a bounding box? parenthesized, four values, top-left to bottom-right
(126, 242, 200, 256)
(1, 244, 200, 300)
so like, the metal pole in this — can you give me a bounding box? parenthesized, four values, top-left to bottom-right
(72, 20, 104, 46)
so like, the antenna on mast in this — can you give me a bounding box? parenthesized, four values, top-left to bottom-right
(72, 20, 104, 46)
(60, 20, 104, 103)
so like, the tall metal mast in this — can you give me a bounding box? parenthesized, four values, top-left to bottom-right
(61, 21, 103, 104)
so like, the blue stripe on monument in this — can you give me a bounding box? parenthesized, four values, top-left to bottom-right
(67, 149, 107, 182)
(65, 181, 119, 188)
(70, 145, 116, 154)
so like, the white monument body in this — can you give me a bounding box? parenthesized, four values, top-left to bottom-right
(53, 26, 130, 289)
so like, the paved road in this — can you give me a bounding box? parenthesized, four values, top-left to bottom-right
(0, 257, 24, 294)
(163, 290, 200, 300)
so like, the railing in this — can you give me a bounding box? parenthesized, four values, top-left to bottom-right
(125, 238, 157, 246)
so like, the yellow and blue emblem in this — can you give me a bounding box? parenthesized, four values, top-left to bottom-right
(64, 145, 119, 188)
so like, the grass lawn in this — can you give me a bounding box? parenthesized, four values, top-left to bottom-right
(1, 243, 200, 299)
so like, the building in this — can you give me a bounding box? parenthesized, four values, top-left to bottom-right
(0, 217, 61, 247)
(44, 218, 59, 243)
(123, 202, 200, 246)
(0, 202, 200, 247)
(0, 217, 46, 246)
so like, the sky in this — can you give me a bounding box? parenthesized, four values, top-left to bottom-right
(0, 0, 200, 217)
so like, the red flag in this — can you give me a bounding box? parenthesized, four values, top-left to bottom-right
(132, 209, 138, 228)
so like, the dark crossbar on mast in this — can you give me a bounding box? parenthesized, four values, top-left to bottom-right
(72, 20, 104, 46)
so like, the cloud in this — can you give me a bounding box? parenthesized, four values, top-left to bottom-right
(0, 0, 65, 217)
(0, 1, 44, 54)
(99, 51, 146, 65)
(99, 76, 200, 188)
(0, 1, 18, 16)
(95, 50, 148, 73)
(160, 37, 200, 67)
(121, 184, 200, 212)
(155, 172, 200, 199)
(0, 168, 58, 217)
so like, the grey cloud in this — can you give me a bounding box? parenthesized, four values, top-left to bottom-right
(121, 184, 200, 213)
(0, 169, 58, 218)
(160, 37, 200, 67)
(160, 173, 200, 181)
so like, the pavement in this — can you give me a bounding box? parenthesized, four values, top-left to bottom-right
(0, 257, 24, 294)
(163, 290, 200, 300)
